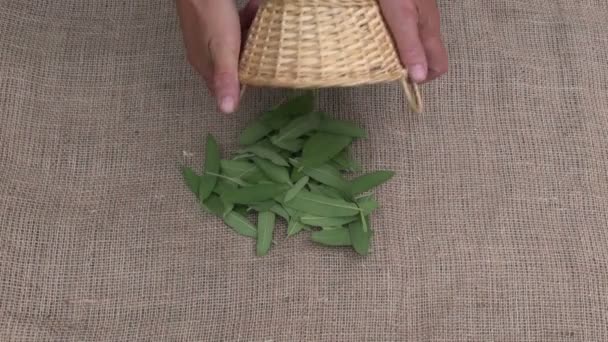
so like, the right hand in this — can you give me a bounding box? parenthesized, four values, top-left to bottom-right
(379, 0, 448, 83)
(176, 0, 260, 114)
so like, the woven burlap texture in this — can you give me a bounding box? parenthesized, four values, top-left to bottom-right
(1, 0, 608, 341)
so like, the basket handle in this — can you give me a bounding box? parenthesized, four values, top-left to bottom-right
(400, 74, 423, 113)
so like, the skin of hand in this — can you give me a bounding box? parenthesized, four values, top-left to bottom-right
(176, 0, 448, 114)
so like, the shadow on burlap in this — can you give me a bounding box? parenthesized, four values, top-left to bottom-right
(1, 1, 607, 341)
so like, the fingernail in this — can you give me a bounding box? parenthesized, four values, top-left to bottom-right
(219, 96, 235, 113)
(410, 65, 427, 82)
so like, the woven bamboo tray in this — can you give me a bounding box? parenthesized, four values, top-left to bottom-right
(239, 0, 423, 113)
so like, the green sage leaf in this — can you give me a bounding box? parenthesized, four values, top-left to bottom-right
(269, 136, 304, 153)
(307, 183, 346, 200)
(320, 226, 345, 231)
(252, 157, 292, 185)
(261, 91, 315, 129)
(220, 160, 267, 183)
(350, 171, 395, 196)
(199, 134, 221, 201)
(360, 211, 367, 232)
(248, 200, 277, 212)
(290, 159, 349, 193)
(201, 194, 225, 217)
(182, 167, 201, 196)
(220, 159, 254, 175)
(198, 175, 216, 201)
(284, 206, 301, 218)
(284, 176, 309, 202)
(332, 149, 362, 172)
(256, 211, 276, 256)
(224, 211, 257, 238)
(241, 143, 289, 167)
(232, 153, 255, 160)
(273, 112, 321, 143)
(240, 120, 273, 146)
(357, 196, 379, 216)
(212, 179, 237, 196)
(349, 217, 372, 255)
(311, 228, 352, 247)
(222, 184, 288, 205)
(234, 205, 249, 217)
(269, 204, 290, 221)
(206, 171, 250, 187)
(222, 197, 234, 218)
(291, 167, 306, 183)
(284, 190, 360, 217)
(299, 215, 358, 227)
(287, 218, 306, 237)
(318, 118, 367, 138)
(301, 132, 352, 168)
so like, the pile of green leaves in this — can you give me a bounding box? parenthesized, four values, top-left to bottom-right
(181, 91, 394, 256)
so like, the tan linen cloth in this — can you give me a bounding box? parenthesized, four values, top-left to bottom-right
(1, 1, 607, 341)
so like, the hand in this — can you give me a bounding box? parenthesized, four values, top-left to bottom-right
(175, 0, 260, 114)
(379, 0, 449, 83)
(176, 0, 447, 114)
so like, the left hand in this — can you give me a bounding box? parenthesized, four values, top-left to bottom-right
(175, 0, 260, 114)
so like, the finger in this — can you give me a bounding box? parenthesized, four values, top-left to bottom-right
(379, 0, 428, 83)
(209, 42, 240, 114)
(417, 0, 448, 82)
(176, 0, 210, 75)
(176, 0, 242, 114)
(422, 37, 448, 82)
(204, 1, 242, 113)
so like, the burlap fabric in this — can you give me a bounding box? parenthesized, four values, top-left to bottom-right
(1, 0, 607, 341)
